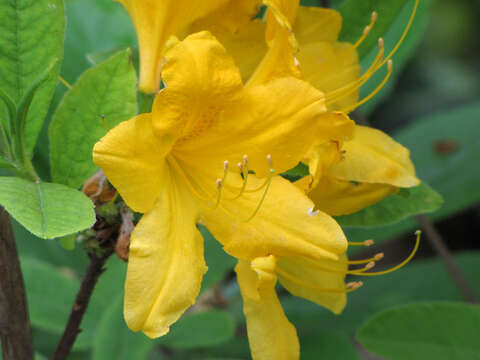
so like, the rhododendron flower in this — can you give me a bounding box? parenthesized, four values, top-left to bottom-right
(93, 32, 352, 338)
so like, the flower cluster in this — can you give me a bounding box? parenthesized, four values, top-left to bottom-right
(93, 0, 420, 359)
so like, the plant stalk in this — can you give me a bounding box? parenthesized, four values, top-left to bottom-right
(51, 249, 113, 360)
(0, 207, 34, 360)
(416, 214, 477, 303)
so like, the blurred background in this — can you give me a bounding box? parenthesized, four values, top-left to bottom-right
(13, 0, 480, 359)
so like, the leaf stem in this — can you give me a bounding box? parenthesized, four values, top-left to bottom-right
(51, 248, 114, 360)
(0, 207, 34, 360)
(416, 214, 477, 304)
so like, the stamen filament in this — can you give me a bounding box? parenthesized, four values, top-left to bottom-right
(340, 60, 393, 114)
(348, 240, 374, 247)
(351, 230, 421, 277)
(244, 168, 274, 222)
(353, 11, 378, 49)
(232, 156, 250, 200)
(344, 253, 384, 265)
(378, 0, 419, 68)
(276, 267, 363, 293)
(325, 38, 384, 105)
(214, 161, 229, 208)
(58, 76, 72, 90)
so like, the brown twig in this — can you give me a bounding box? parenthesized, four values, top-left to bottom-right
(0, 207, 34, 360)
(51, 247, 113, 360)
(321, 0, 329, 8)
(416, 214, 477, 303)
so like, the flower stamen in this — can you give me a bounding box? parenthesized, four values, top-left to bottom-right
(214, 160, 229, 208)
(231, 155, 250, 200)
(348, 239, 375, 247)
(276, 267, 364, 293)
(352, 11, 378, 50)
(340, 59, 393, 113)
(325, 38, 384, 106)
(351, 230, 421, 276)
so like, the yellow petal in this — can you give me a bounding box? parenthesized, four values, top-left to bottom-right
(124, 176, 207, 338)
(153, 31, 243, 142)
(176, 76, 329, 178)
(297, 41, 361, 111)
(247, 0, 300, 86)
(264, 0, 300, 43)
(92, 114, 173, 213)
(192, 0, 262, 33)
(246, 28, 300, 87)
(294, 7, 342, 44)
(236, 258, 300, 360)
(190, 20, 268, 82)
(330, 125, 420, 187)
(202, 175, 347, 262)
(306, 176, 397, 216)
(277, 254, 347, 314)
(116, 0, 228, 92)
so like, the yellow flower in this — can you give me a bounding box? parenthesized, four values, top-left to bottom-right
(254, 0, 421, 215)
(236, 230, 421, 360)
(93, 32, 351, 338)
(114, 0, 229, 93)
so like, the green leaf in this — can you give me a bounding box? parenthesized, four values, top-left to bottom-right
(358, 0, 432, 115)
(92, 297, 154, 360)
(346, 102, 480, 245)
(49, 49, 137, 188)
(282, 252, 480, 335)
(336, 183, 443, 227)
(62, 0, 136, 83)
(357, 302, 480, 360)
(58, 234, 76, 251)
(339, 0, 412, 58)
(159, 310, 236, 349)
(200, 226, 236, 292)
(0, 0, 65, 153)
(0, 177, 95, 239)
(22, 257, 78, 333)
(301, 332, 360, 360)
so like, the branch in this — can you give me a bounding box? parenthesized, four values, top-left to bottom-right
(51, 248, 113, 360)
(416, 214, 477, 303)
(0, 207, 34, 360)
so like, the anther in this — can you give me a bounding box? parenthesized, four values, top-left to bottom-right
(224, 160, 229, 171)
(216, 178, 222, 189)
(237, 162, 243, 172)
(374, 252, 384, 261)
(350, 230, 421, 277)
(266, 154, 273, 168)
(365, 261, 375, 271)
(243, 154, 249, 166)
(348, 239, 374, 247)
(371, 11, 378, 23)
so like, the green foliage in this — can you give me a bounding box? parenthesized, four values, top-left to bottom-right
(339, 0, 412, 58)
(200, 226, 236, 292)
(92, 297, 154, 360)
(359, 0, 432, 114)
(337, 183, 443, 227)
(49, 49, 137, 188)
(282, 252, 480, 334)
(158, 310, 236, 350)
(346, 102, 480, 244)
(301, 332, 360, 360)
(0, 0, 65, 154)
(22, 257, 78, 333)
(357, 302, 480, 360)
(0, 177, 95, 239)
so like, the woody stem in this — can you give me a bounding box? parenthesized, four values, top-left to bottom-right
(0, 207, 34, 360)
(416, 214, 477, 303)
(51, 249, 113, 360)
